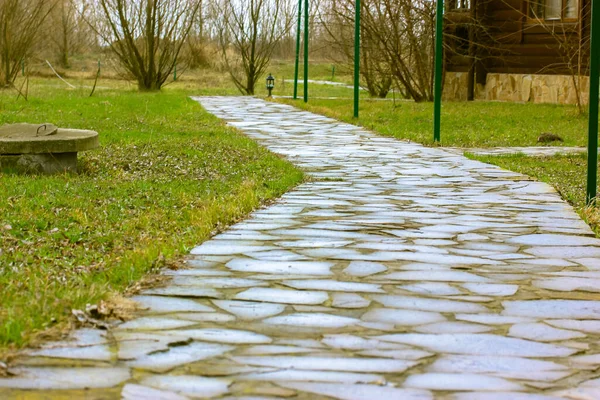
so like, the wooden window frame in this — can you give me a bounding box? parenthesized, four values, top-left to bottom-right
(527, 0, 579, 23)
(447, 0, 472, 12)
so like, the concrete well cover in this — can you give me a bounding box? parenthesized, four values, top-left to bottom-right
(0, 123, 99, 154)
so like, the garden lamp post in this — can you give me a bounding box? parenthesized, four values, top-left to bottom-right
(353, 0, 360, 118)
(266, 74, 275, 97)
(433, 0, 444, 142)
(293, 0, 302, 99)
(588, 0, 600, 204)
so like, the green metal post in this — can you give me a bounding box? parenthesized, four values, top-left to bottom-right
(433, 0, 444, 142)
(174, 64, 177, 81)
(587, 0, 600, 204)
(331, 65, 335, 81)
(293, 0, 302, 99)
(353, 0, 360, 118)
(303, 0, 309, 102)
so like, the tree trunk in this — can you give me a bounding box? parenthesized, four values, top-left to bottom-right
(61, 4, 70, 68)
(247, 74, 255, 95)
(138, 78, 161, 91)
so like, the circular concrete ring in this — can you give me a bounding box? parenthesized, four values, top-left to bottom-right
(0, 127, 99, 155)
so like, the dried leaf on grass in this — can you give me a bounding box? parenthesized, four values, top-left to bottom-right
(72, 294, 142, 330)
(583, 204, 600, 234)
(103, 295, 140, 321)
(71, 309, 111, 330)
(0, 361, 7, 377)
(0, 350, 20, 377)
(124, 272, 170, 297)
(166, 258, 187, 270)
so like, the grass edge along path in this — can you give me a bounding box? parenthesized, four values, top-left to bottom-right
(276, 98, 588, 148)
(467, 152, 600, 235)
(0, 89, 304, 356)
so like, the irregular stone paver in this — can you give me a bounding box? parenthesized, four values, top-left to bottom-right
(2, 96, 600, 399)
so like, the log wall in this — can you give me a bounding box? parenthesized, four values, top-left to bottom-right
(445, 0, 591, 77)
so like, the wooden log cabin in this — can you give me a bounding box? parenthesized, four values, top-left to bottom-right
(444, 0, 591, 103)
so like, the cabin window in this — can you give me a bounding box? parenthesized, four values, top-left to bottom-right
(565, 0, 578, 18)
(448, 0, 471, 10)
(529, 0, 579, 20)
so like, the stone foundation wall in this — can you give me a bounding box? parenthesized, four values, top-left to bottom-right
(443, 72, 589, 105)
(442, 72, 485, 101)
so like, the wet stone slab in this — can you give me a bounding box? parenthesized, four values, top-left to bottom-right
(125, 342, 234, 372)
(0, 367, 131, 390)
(2, 96, 600, 398)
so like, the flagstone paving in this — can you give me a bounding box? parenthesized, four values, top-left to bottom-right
(2, 96, 600, 399)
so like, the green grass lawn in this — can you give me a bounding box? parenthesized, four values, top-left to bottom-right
(277, 98, 588, 147)
(273, 82, 372, 99)
(469, 153, 600, 234)
(0, 80, 303, 353)
(270, 60, 354, 86)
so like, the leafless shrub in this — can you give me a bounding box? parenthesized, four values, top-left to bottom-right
(213, 0, 295, 95)
(319, 0, 392, 98)
(84, 0, 201, 91)
(0, 0, 54, 87)
(45, 0, 96, 68)
(320, 0, 435, 102)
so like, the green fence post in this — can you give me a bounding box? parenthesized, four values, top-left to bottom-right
(293, 0, 302, 99)
(588, 0, 600, 204)
(174, 64, 177, 81)
(353, 0, 361, 118)
(331, 65, 335, 81)
(303, 0, 309, 102)
(433, 0, 444, 142)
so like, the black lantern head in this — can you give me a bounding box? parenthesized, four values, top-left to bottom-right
(266, 73, 275, 97)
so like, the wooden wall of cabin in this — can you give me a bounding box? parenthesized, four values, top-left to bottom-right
(445, 0, 591, 77)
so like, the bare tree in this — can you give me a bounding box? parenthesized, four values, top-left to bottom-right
(320, 0, 392, 98)
(47, 0, 94, 68)
(0, 0, 54, 87)
(320, 0, 435, 102)
(365, 0, 437, 102)
(361, 42, 393, 98)
(214, 0, 294, 95)
(85, 0, 201, 91)
(182, 0, 212, 69)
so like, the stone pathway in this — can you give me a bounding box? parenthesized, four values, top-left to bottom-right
(2, 97, 600, 399)
(282, 79, 364, 91)
(446, 147, 588, 157)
